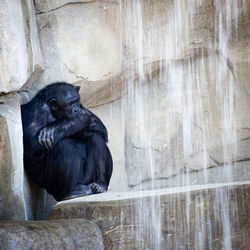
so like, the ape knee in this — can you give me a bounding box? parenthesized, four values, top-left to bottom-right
(85, 134, 107, 164)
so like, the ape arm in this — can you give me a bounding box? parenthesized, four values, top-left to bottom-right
(76, 108, 108, 142)
(37, 104, 107, 150)
(38, 111, 91, 150)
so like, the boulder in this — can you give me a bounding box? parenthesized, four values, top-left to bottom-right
(48, 182, 250, 250)
(0, 219, 104, 250)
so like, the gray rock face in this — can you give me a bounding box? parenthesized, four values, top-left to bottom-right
(0, 94, 57, 221)
(48, 183, 250, 250)
(0, 0, 43, 93)
(0, 95, 26, 220)
(0, 219, 104, 250)
(125, 52, 250, 187)
(31, 0, 250, 192)
(0, 93, 56, 221)
(23, 175, 57, 220)
(27, 1, 122, 105)
(131, 161, 250, 191)
(34, 0, 100, 13)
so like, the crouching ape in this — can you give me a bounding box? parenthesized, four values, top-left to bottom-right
(21, 82, 113, 201)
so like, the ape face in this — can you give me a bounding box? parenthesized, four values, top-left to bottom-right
(62, 99, 82, 119)
(48, 86, 82, 119)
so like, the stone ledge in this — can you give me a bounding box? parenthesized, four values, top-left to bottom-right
(52, 181, 250, 203)
(48, 182, 250, 249)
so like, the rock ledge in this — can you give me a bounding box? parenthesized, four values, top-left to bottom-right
(48, 182, 250, 250)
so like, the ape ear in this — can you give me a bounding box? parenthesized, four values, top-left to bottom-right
(75, 86, 80, 92)
(48, 98, 57, 111)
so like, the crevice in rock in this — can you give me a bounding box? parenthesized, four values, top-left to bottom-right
(103, 224, 139, 236)
(0, 91, 18, 98)
(63, 63, 86, 81)
(209, 155, 220, 166)
(35, 0, 118, 15)
(128, 159, 250, 189)
(20, 0, 33, 75)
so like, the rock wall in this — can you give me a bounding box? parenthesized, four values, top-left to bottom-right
(0, 95, 26, 220)
(0, 0, 48, 220)
(0, 0, 43, 93)
(0, 0, 249, 220)
(30, 0, 250, 191)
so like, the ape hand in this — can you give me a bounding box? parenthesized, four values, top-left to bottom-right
(38, 126, 55, 150)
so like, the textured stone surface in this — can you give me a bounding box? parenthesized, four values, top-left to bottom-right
(0, 0, 43, 93)
(23, 174, 57, 220)
(0, 94, 56, 221)
(125, 52, 250, 187)
(66, 0, 249, 108)
(29, 0, 249, 191)
(34, 0, 109, 13)
(48, 182, 250, 250)
(0, 219, 104, 250)
(0, 0, 249, 221)
(26, 1, 122, 104)
(131, 161, 250, 191)
(90, 100, 127, 192)
(0, 95, 26, 220)
(28, 0, 249, 189)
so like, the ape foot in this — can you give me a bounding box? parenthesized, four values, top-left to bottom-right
(89, 183, 107, 194)
(62, 184, 93, 201)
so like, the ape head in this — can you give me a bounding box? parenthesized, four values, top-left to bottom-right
(42, 82, 82, 120)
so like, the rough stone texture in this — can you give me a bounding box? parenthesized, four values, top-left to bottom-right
(0, 0, 249, 221)
(0, 95, 26, 220)
(131, 161, 250, 191)
(29, 0, 249, 191)
(26, 1, 122, 104)
(90, 100, 127, 192)
(125, 53, 250, 187)
(52, 0, 249, 108)
(0, 219, 104, 250)
(34, 0, 109, 13)
(23, 174, 57, 220)
(0, 94, 56, 220)
(48, 182, 250, 250)
(0, 0, 43, 93)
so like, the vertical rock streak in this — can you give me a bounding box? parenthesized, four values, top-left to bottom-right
(119, 0, 248, 249)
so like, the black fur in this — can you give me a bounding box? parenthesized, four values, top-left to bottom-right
(21, 82, 112, 201)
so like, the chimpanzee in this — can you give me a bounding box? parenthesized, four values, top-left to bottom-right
(21, 82, 113, 201)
